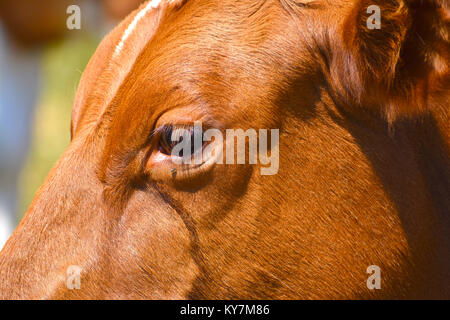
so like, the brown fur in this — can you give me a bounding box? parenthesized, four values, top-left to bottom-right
(0, 0, 449, 299)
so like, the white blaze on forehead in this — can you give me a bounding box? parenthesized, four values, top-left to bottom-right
(95, 0, 183, 121)
(92, 0, 170, 122)
(113, 0, 163, 58)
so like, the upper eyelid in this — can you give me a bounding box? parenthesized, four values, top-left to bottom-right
(151, 123, 194, 137)
(148, 113, 222, 144)
(280, 0, 321, 11)
(149, 124, 200, 148)
(152, 119, 219, 135)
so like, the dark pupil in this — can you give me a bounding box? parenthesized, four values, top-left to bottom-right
(163, 126, 204, 157)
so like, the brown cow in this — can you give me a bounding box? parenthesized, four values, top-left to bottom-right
(0, 0, 448, 299)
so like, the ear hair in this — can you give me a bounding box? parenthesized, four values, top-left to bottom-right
(330, 0, 449, 122)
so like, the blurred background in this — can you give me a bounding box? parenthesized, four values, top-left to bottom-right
(0, 0, 145, 249)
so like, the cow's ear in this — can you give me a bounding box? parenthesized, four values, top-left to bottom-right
(330, 0, 449, 122)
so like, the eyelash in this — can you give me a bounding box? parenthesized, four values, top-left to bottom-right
(155, 124, 206, 157)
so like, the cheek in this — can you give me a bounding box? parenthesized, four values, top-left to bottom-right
(115, 190, 199, 298)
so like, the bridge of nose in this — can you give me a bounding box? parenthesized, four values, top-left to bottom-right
(0, 131, 108, 296)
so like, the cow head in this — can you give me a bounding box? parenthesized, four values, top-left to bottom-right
(0, 0, 449, 299)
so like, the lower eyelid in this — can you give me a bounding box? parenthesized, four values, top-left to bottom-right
(152, 152, 169, 163)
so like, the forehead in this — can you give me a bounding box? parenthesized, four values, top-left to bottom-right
(104, 2, 296, 119)
(76, 0, 347, 138)
(79, 0, 327, 154)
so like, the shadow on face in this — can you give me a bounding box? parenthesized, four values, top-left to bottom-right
(0, 0, 448, 299)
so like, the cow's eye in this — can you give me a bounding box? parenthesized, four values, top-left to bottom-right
(158, 125, 205, 158)
(159, 125, 178, 155)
